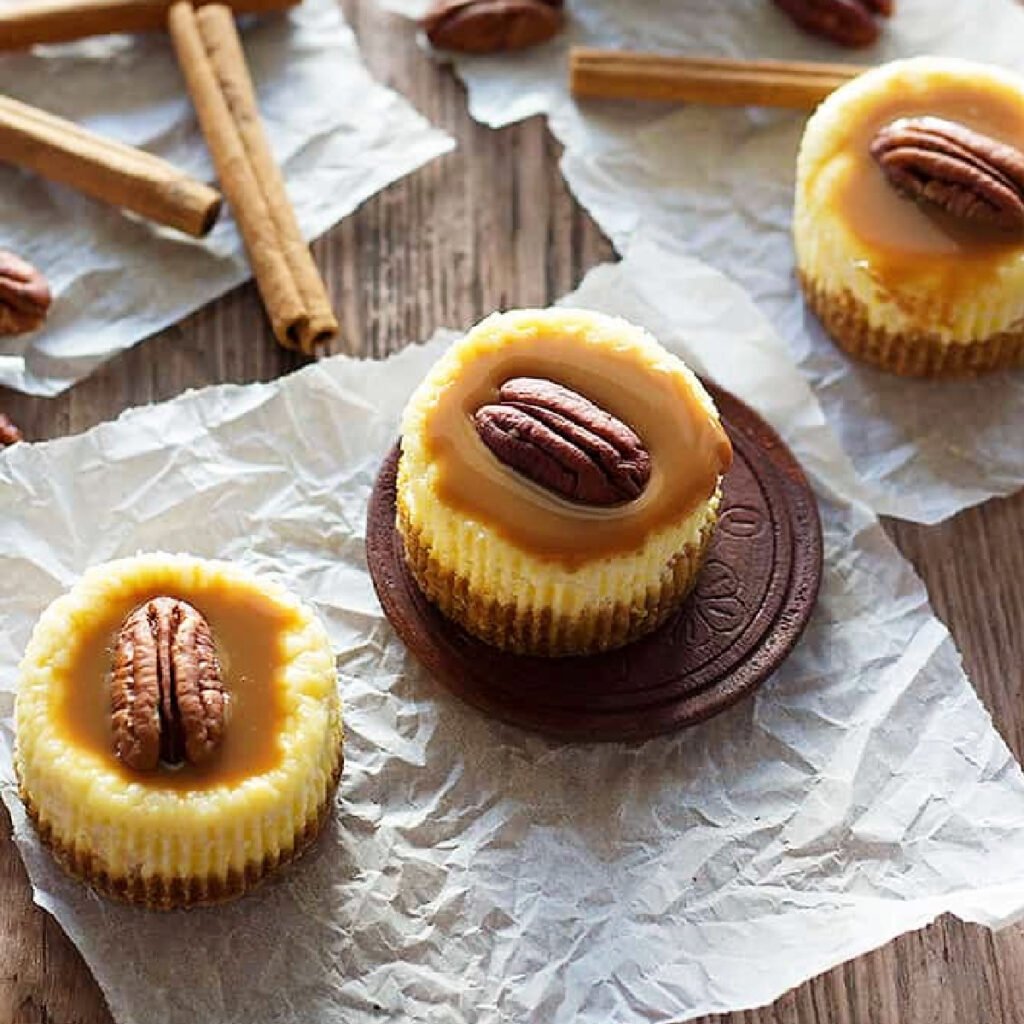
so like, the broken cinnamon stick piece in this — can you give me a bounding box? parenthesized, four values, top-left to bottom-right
(0, 0, 300, 52)
(570, 49, 863, 111)
(168, 1, 338, 353)
(0, 95, 222, 237)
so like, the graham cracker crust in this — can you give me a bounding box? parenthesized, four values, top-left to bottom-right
(800, 273, 1024, 377)
(397, 504, 717, 657)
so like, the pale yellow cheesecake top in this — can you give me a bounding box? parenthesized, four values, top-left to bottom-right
(398, 308, 731, 606)
(795, 57, 1024, 342)
(15, 554, 341, 881)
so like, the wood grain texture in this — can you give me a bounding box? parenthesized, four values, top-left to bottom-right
(3, 2, 1024, 1021)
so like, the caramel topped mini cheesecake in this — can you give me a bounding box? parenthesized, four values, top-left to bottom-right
(794, 57, 1024, 376)
(396, 309, 733, 656)
(15, 554, 342, 909)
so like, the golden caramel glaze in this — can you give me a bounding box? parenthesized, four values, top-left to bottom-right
(421, 317, 733, 570)
(806, 61, 1024, 330)
(55, 573, 298, 792)
(832, 84, 1024, 323)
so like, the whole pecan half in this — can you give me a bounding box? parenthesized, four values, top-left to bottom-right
(110, 597, 228, 771)
(474, 377, 651, 506)
(871, 117, 1024, 231)
(422, 0, 564, 54)
(0, 414, 22, 447)
(770, 0, 890, 48)
(0, 251, 51, 337)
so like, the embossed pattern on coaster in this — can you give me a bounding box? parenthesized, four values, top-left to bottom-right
(366, 383, 823, 742)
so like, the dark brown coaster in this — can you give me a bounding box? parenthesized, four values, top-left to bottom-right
(366, 382, 823, 742)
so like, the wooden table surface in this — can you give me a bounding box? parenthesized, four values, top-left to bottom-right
(4, 3, 1024, 1022)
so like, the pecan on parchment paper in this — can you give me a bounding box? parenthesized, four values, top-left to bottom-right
(871, 117, 1024, 231)
(111, 597, 228, 771)
(422, 0, 564, 54)
(770, 0, 893, 48)
(474, 377, 651, 506)
(0, 251, 51, 337)
(0, 413, 22, 447)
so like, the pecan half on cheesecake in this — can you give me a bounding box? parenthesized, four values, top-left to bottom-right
(870, 117, 1024, 231)
(15, 554, 343, 909)
(110, 597, 228, 771)
(794, 57, 1024, 376)
(474, 377, 652, 507)
(395, 308, 733, 656)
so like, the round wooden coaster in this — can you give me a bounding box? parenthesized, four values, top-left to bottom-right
(366, 382, 823, 742)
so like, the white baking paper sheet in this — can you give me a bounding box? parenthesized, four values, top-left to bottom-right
(3, 241, 1024, 1024)
(382, 0, 1024, 524)
(0, 0, 453, 395)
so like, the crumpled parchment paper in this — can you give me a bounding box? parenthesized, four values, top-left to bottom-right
(4, 241, 1024, 1024)
(0, 0, 453, 396)
(381, 0, 1024, 524)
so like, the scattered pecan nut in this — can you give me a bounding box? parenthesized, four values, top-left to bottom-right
(474, 377, 651, 506)
(871, 117, 1024, 231)
(0, 413, 22, 448)
(770, 0, 890, 48)
(422, 0, 564, 54)
(0, 251, 51, 338)
(110, 597, 228, 771)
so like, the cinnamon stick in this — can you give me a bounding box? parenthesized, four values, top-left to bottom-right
(570, 48, 864, 111)
(168, 1, 338, 353)
(0, 95, 222, 237)
(0, 0, 299, 51)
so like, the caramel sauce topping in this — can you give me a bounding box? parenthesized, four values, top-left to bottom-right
(422, 332, 733, 568)
(53, 575, 297, 792)
(821, 72, 1024, 322)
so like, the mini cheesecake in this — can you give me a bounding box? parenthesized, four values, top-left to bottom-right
(15, 554, 342, 909)
(396, 308, 733, 656)
(794, 57, 1024, 376)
